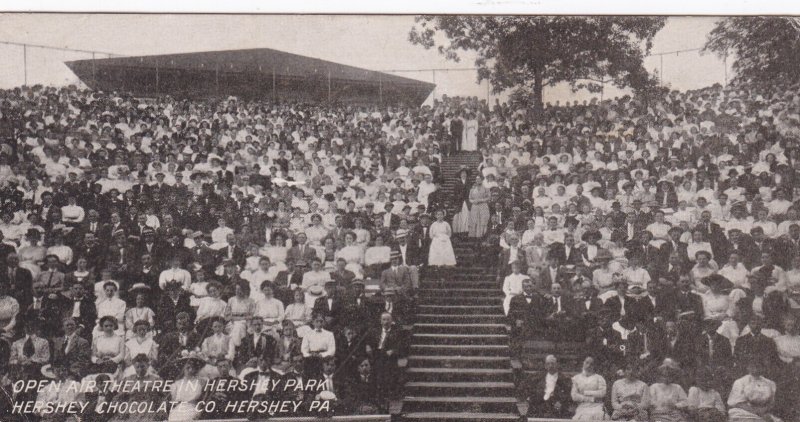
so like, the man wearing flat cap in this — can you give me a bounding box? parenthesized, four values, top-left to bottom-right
(380, 251, 413, 297)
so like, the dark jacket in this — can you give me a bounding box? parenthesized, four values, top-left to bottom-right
(525, 372, 573, 418)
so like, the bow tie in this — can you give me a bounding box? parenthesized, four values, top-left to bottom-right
(259, 371, 271, 376)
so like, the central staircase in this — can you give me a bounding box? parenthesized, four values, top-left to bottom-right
(401, 240, 520, 421)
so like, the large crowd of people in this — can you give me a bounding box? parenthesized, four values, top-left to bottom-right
(0, 79, 798, 422)
(0, 85, 477, 421)
(495, 82, 800, 422)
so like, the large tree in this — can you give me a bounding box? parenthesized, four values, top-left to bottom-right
(409, 16, 667, 111)
(703, 17, 800, 85)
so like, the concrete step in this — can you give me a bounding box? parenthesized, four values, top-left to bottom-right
(402, 396, 518, 413)
(430, 266, 496, 274)
(420, 280, 498, 289)
(406, 366, 513, 379)
(418, 296, 503, 306)
(416, 313, 508, 324)
(417, 304, 503, 315)
(404, 381, 516, 398)
(407, 355, 510, 369)
(410, 344, 509, 356)
(413, 323, 508, 335)
(412, 333, 508, 346)
(417, 288, 502, 297)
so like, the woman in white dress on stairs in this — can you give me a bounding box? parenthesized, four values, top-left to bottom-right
(428, 210, 457, 267)
(462, 113, 479, 151)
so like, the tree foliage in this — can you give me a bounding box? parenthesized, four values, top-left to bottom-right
(703, 17, 800, 85)
(408, 16, 667, 110)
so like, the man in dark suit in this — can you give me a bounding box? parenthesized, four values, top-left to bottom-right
(378, 204, 401, 232)
(74, 232, 106, 272)
(341, 357, 381, 414)
(603, 280, 634, 319)
(572, 282, 604, 321)
(626, 232, 663, 272)
(540, 252, 569, 290)
(131, 173, 152, 198)
(694, 319, 733, 377)
(629, 280, 678, 325)
(660, 226, 689, 263)
(57, 282, 97, 340)
(425, 180, 448, 217)
(734, 315, 779, 377)
(449, 115, 464, 154)
(126, 253, 160, 299)
(312, 357, 347, 413)
(286, 233, 318, 267)
(508, 278, 551, 344)
(234, 317, 277, 369)
(274, 260, 303, 304)
(156, 312, 202, 379)
(136, 229, 166, 264)
(101, 212, 127, 244)
(0, 231, 17, 264)
(776, 223, 800, 269)
(347, 281, 375, 334)
(51, 317, 91, 378)
(330, 259, 356, 288)
(156, 282, 195, 332)
(652, 252, 690, 284)
(525, 355, 573, 418)
(544, 283, 575, 341)
(416, 213, 435, 261)
(365, 312, 405, 401)
(694, 210, 729, 263)
(78, 209, 104, 239)
(549, 234, 584, 266)
(749, 226, 776, 263)
(314, 281, 348, 329)
(25, 281, 64, 338)
(659, 319, 697, 370)
(726, 229, 761, 270)
(4, 253, 33, 308)
(216, 233, 246, 269)
(674, 275, 703, 323)
(107, 233, 137, 275)
(335, 325, 367, 379)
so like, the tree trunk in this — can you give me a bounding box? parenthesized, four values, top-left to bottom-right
(532, 68, 544, 117)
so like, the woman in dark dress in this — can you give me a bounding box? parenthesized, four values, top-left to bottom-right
(451, 168, 472, 237)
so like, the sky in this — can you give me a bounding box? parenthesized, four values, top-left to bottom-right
(0, 14, 729, 103)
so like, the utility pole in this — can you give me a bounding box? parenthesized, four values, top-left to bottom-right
(22, 44, 27, 86)
(432, 69, 436, 100)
